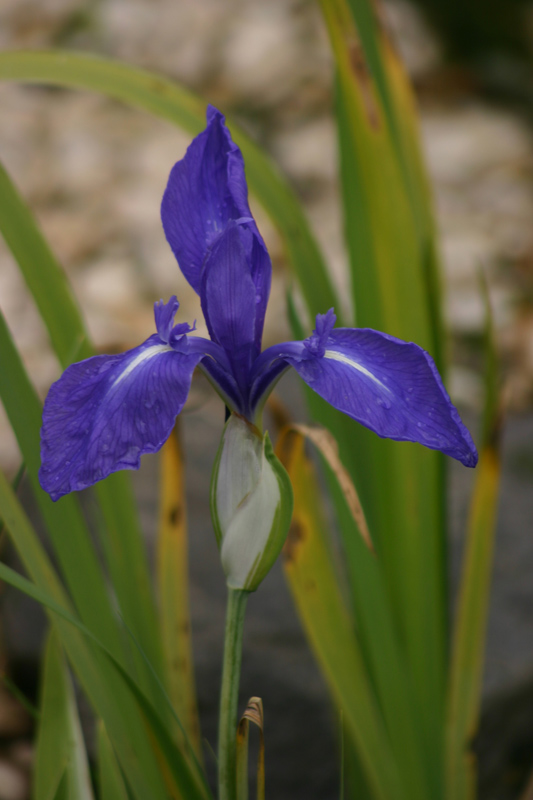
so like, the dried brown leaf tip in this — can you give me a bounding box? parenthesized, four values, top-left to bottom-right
(283, 518, 307, 563)
(347, 38, 380, 131)
(292, 425, 374, 554)
(371, 0, 400, 55)
(241, 696, 264, 732)
(237, 697, 265, 799)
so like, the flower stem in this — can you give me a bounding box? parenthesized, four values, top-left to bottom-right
(218, 587, 249, 800)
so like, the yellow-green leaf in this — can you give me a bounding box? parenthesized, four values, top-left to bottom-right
(319, 3, 447, 779)
(0, 159, 163, 691)
(277, 430, 403, 800)
(446, 284, 502, 800)
(0, 471, 201, 800)
(34, 629, 94, 800)
(157, 423, 201, 757)
(97, 722, 128, 800)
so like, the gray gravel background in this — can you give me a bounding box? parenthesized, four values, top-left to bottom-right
(1, 1, 533, 798)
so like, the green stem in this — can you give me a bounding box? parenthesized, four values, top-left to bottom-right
(218, 587, 249, 800)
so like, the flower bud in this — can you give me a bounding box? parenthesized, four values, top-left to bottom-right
(210, 414, 293, 591)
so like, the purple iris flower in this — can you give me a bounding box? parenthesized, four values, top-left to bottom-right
(39, 106, 477, 502)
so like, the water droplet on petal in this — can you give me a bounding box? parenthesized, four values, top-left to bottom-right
(376, 397, 391, 409)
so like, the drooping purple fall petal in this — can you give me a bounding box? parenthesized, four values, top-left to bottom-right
(39, 335, 203, 500)
(39, 297, 208, 500)
(296, 327, 477, 466)
(251, 314, 478, 467)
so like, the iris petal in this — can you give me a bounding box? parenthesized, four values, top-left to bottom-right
(248, 232, 271, 352)
(288, 328, 477, 467)
(154, 295, 180, 342)
(201, 223, 257, 387)
(161, 106, 252, 293)
(250, 327, 477, 467)
(39, 334, 203, 501)
(161, 107, 271, 352)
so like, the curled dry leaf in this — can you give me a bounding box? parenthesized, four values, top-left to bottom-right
(239, 696, 264, 732)
(237, 697, 265, 800)
(277, 423, 374, 554)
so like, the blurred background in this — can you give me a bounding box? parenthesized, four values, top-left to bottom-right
(1, 0, 533, 798)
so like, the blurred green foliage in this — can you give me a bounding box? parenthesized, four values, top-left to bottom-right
(0, 1, 501, 797)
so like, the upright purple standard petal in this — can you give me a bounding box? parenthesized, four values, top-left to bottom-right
(246, 230, 271, 352)
(161, 106, 271, 351)
(201, 223, 256, 387)
(161, 106, 251, 292)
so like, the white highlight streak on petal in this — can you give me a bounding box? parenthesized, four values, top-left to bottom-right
(112, 344, 173, 388)
(324, 349, 391, 393)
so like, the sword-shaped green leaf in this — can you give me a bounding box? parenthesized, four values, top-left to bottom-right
(0, 476, 211, 800)
(0, 473, 170, 800)
(34, 629, 94, 800)
(0, 159, 162, 681)
(318, 3, 448, 784)
(97, 722, 128, 800)
(277, 424, 436, 800)
(0, 162, 91, 364)
(0, 306, 121, 663)
(277, 429, 404, 800)
(446, 285, 502, 800)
